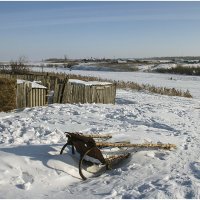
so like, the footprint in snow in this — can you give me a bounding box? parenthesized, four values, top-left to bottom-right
(172, 174, 195, 198)
(184, 144, 188, 150)
(186, 137, 192, 143)
(190, 162, 200, 179)
(138, 183, 153, 193)
(154, 152, 169, 160)
(16, 172, 34, 190)
(146, 151, 168, 160)
(184, 190, 195, 199)
(121, 193, 134, 199)
(104, 189, 118, 199)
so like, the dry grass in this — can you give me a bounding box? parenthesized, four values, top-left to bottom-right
(0, 78, 16, 112)
(65, 74, 193, 98)
(115, 81, 192, 98)
(155, 64, 200, 76)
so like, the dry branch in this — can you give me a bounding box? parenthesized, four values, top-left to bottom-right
(96, 142, 176, 150)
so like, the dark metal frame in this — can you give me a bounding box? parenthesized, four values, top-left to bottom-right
(60, 132, 129, 180)
(60, 132, 176, 180)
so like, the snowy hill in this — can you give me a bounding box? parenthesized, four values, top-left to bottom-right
(0, 89, 200, 198)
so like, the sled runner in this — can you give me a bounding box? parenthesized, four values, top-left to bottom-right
(60, 132, 176, 180)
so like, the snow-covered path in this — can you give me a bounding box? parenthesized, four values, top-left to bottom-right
(0, 89, 200, 198)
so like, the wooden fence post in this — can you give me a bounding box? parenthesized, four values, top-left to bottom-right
(27, 82, 32, 107)
(53, 78, 59, 103)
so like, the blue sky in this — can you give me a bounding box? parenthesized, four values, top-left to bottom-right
(1, 1, 200, 61)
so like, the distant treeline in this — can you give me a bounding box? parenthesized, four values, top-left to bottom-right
(150, 56, 200, 61)
(155, 65, 200, 76)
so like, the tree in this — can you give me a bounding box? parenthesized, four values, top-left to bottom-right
(63, 55, 68, 68)
(10, 56, 30, 74)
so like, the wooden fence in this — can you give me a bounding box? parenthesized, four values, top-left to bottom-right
(61, 80, 116, 104)
(16, 82, 47, 108)
(0, 73, 116, 108)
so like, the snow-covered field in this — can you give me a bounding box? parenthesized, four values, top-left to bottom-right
(1, 88, 200, 198)
(32, 66, 200, 99)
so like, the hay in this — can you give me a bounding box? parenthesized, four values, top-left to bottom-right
(0, 78, 16, 112)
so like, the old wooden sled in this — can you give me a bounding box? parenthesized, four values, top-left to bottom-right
(60, 132, 176, 180)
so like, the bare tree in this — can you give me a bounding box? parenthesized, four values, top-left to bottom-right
(10, 56, 30, 74)
(63, 55, 68, 68)
(64, 54, 68, 61)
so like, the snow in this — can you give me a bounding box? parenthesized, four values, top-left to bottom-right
(1, 87, 200, 198)
(68, 79, 112, 86)
(152, 63, 177, 70)
(70, 64, 113, 71)
(137, 64, 155, 71)
(117, 60, 127, 64)
(17, 79, 47, 89)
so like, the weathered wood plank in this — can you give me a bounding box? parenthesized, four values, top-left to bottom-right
(53, 78, 59, 103)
